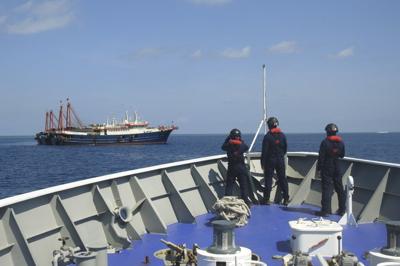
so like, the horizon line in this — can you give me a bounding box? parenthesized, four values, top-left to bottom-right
(1, 131, 399, 137)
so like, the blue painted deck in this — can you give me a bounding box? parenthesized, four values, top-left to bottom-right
(109, 204, 386, 265)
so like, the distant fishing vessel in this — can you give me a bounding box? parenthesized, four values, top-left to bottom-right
(35, 100, 177, 145)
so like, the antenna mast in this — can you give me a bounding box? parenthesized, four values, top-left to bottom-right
(263, 64, 267, 133)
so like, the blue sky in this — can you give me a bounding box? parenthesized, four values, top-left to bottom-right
(0, 0, 399, 135)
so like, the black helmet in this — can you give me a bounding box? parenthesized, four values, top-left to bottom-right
(325, 123, 339, 135)
(267, 117, 279, 129)
(230, 128, 241, 138)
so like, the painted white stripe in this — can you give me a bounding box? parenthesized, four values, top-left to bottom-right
(252, 151, 400, 167)
(0, 154, 226, 208)
(286, 151, 400, 168)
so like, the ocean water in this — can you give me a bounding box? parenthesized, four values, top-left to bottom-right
(0, 133, 399, 200)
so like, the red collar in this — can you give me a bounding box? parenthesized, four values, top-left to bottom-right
(270, 128, 282, 134)
(229, 139, 242, 145)
(327, 135, 342, 142)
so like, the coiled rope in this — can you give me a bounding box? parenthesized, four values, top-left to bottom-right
(212, 196, 251, 227)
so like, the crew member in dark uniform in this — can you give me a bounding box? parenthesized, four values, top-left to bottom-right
(260, 117, 289, 206)
(316, 123, 346, 217)
(221, 128, 251, 206)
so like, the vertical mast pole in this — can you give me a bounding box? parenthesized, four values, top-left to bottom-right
(66, 99, 71, 128)
(58, 101, 64, 131)
(45, 112, 49, 132)
(49, 111, 54, 130)
(263, 64, 267, 133)
(249, 64, 268, 152)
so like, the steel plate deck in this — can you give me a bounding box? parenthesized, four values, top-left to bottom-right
(107, 204, 386, 266)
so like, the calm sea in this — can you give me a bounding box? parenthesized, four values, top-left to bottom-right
(0, 133, 399, 199)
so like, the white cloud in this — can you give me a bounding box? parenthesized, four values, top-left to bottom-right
(187, 0, 232, 6)
(269, 41, 298, 54)
(221, 46, 251, 59)
(2, 0, 74, 34)
(191, 49, 202, 58)
(133, 48, 163, 58)
(335, 47, 354, 58)
(7, 15, 73, 34)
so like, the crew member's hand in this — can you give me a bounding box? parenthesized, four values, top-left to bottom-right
(229, 139, 242, 145)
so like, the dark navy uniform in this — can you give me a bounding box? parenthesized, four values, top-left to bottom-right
(317, 135, 346, 215)
(260, 127, 289, 204)
(221, 136, 250, 204)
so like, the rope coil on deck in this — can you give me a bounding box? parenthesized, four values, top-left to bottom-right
(212, 196, 251, 227)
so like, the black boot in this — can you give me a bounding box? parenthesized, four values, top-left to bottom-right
(282, 198, 289, 206)
(335, 209, 345, 216)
